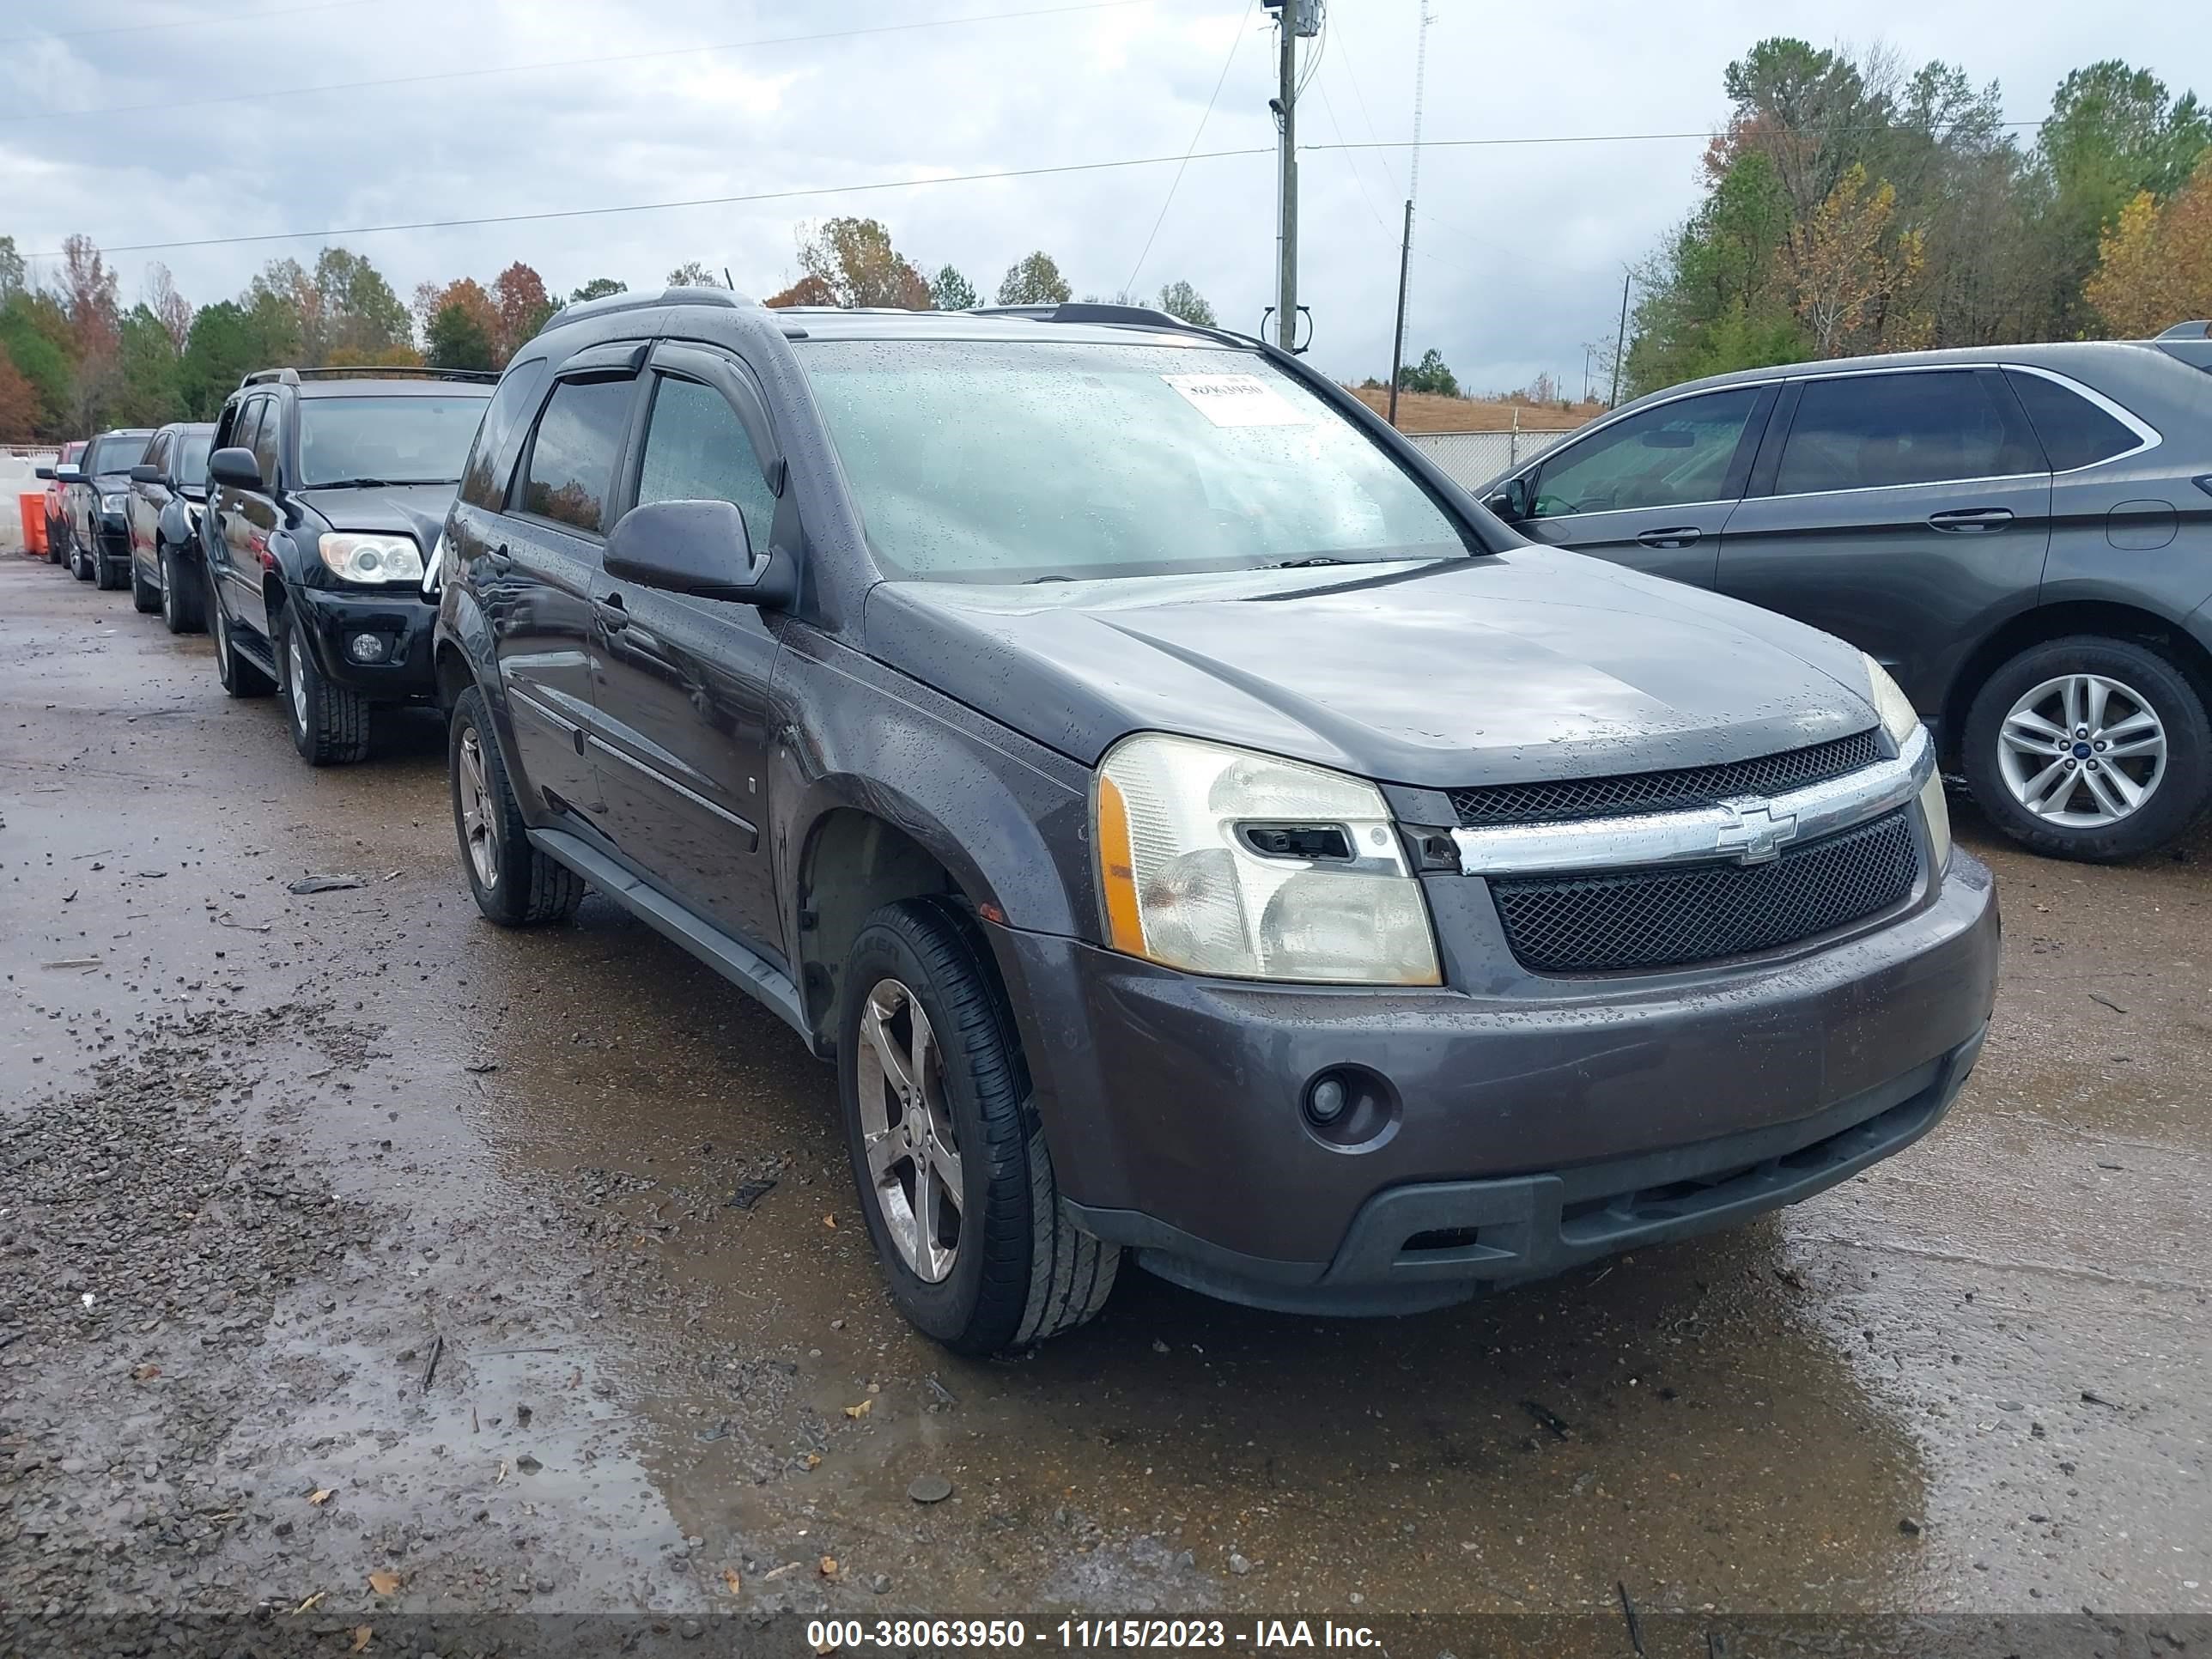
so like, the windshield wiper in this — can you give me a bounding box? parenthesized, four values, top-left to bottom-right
(308, 477, 458, 489)
(1271, 556, 1350, 568)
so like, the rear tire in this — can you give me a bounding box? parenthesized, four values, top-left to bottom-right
(1962, 635, 2211, 862)
(71, 541, 93, 581)
(449, 685, 585, 927)
(130, 553, 160, 613)
(838, 896, 1117, 1353)
(278, 607, 370, 765)
(209, 582, 274, 698)
(159, 544, 204, 634)
(45, 517, 64, 565)
(94, 547, 123, 590)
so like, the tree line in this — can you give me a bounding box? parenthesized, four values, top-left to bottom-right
(1624, 44, 2212, 396)
(0, 218, 1217, 441)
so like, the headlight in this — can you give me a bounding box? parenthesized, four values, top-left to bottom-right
(319, 532, 424, 585)
(1863, 652, 1949, 870)
(1093, 732, 1441, 985)
(100, 493, 125, 514)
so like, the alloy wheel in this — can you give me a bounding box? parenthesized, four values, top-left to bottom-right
(855, 977, 963, 1283)
(1996, 672, 2166, 828)
(457, 727, 499, 890)
(159, 554, 176, 627)
(287, 632, 309, 730)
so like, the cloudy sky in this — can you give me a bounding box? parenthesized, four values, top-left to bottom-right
(3, 0, 2208, 394)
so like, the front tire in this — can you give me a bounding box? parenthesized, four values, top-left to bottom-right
(209, 582, 275, 698)
(71, 540, 93, 580)
(277, 607, 370, 765)
(158, 544, 205, 634)
(130, 552, 160, 613)
(838, 896, 1117, 1353)
(449, 685, 585, 927)
(1963, 635, 2211, 861)
(94, 545, 123, 590)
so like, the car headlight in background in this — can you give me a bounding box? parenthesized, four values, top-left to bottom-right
(319, 532, 424, 585)
(1093, 732, 1441, 985)
(100, 493, 125, 514)
(1863, 651, 1949, 870)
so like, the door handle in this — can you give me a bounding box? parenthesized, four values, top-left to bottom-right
(484, 542, 513, 574)
(1929, 507, 2013, 532)
(593, 592, 629, 632)
(1635, 526, 1702, 549)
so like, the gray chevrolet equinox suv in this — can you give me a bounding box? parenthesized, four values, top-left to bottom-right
(432, 289, 2001, 1352)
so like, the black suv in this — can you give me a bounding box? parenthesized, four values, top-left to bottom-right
(201, 368, 494, 763)
(433, 290, 1998, 1352)
(125, 421, 215, 629)
(59, 428, 155, 588)
(1481, 331, 2212, 861)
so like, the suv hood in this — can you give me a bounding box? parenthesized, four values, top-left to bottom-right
(292, 483, 456, 551)
(862, 548, 1882, 787)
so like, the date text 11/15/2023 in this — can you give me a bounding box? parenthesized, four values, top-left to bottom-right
(804, 1618, 1382, 1650)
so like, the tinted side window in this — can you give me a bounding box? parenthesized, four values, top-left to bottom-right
(231, 401, 266, 473)
(1778, 371, 2039, 494)
(461, 356, 552, 510)
(1529, 388, 1762, 518)
(633, 374, 777, 550)
(2005, 370, 2139, 471)
(519, 376, 635, 534)
(249, 398, 283, 484)
(144, 430, 170, 473)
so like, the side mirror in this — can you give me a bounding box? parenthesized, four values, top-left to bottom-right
(208, 447, 263, 489)
(130, 464, 161, 484)
(55, 465, 83, 484)
(1483, 477, 1531, 522)
(604, 499, 794, 609)
(34, 465, 54, 480)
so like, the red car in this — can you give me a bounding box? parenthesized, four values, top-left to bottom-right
(40, 441, 85, 564)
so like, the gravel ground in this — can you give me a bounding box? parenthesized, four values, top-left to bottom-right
(2, 556, 2207, 1657)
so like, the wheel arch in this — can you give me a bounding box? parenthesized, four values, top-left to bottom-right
(1942, 600, 2212, 769)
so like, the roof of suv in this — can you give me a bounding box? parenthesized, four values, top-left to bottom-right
(232, 368, 498, 400)
(538, 286, 1242, 352)
(1633, 339, 2193, 404)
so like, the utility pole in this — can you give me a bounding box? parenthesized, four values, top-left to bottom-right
(1607, 269, 1632, 407)
(1273, 2, 1298, 351)
(1388, 198, 1413, 426)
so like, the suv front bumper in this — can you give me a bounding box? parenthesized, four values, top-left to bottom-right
(989, 851, 1999, 1315)
(292, 584, 437, 702)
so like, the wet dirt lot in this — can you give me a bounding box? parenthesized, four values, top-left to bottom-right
(1, 555, 2206, 1652)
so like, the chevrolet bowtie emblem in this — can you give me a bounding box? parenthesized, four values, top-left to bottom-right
(1715, 797, 1798, 864)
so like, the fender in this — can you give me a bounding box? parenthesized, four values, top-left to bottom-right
(156, 499, 194, 554)
(434, 583, 534, 802)
(769, 629, 1096, 945)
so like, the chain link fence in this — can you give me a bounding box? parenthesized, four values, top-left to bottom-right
(1405, 428, 1575, 493)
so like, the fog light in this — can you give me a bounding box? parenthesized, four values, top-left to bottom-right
(348, 632, 387, 663)
(1305, 1075, 1348, 1125)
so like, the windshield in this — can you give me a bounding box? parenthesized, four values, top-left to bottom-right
(85, 434, 150, 477)
(296, 395, 489, 488)
(175, 433, 211, 484)
(801, 340, 1470, 582)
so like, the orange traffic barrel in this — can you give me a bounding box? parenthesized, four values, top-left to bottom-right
(19, 495, 46, 556)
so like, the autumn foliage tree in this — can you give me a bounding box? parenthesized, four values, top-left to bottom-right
(763, 275, 836, 307)
(1780, 162, 1929, 355)
(2084, 155, 2212, 335)
(0, 346, 39, 441)
(491, 262, 556, 357)
(794, 217, 930, 308)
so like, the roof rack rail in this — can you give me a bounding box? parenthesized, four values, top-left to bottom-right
(544, 285, 757, 331)
(969, 301, 1194, 330)
(237, 366, 499, 387)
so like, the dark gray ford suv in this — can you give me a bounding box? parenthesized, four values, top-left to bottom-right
(434, 289, 2000, 1352)
(1481, 331, 2212, 862)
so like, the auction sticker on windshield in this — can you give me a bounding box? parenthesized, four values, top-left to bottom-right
(1163, 372, 1310, 427)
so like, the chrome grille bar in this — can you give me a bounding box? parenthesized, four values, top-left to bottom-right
(1450, 726, 1933, 878)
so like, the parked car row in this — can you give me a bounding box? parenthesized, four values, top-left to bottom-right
(30, 289, 2012, 1352)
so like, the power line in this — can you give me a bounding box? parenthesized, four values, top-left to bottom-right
(20, 147, 1282, 262)
(1313, 79, 1389, 234)
(7, 0, 415, 45)
(1124, 0, 1256, 295)
(19, 118, 2065, 264)
(0, 0, 1157, 125)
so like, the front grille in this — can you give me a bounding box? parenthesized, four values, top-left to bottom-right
(1450, 729, 1883, 827)
(1491, 809, 1918, 974)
